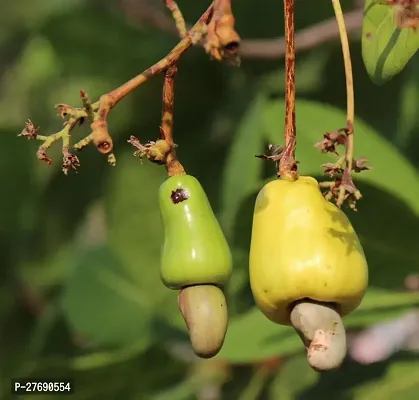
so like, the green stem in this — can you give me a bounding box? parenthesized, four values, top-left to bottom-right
(331, 0, 355, 202)
(238, 367, 271, 400)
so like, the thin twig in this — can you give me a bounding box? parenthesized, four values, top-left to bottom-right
(20, 2, 214, 170)
(278, 0, 298, 180)
(164, 0, 187, 37)
(92, 3, 213, 117)
(88, 2, 213, 149)
(126, 65, 185, 173)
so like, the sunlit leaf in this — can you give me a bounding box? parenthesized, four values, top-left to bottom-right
(219, 94, 268, 237)
(362, 0, 419, 84)
(394, 55, 419, 150)
(268, 353, 318, 400)
(351, 356, 419, 399)
(262, 49, 331, 94)
(263, 99, 419, 214)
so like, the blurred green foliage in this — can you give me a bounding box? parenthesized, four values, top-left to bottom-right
(362, 0, 419, 84)
(0, 0, 419, 399)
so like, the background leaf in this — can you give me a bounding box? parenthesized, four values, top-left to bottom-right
(268, 353, 318, 400)
(61, 245, 154, 349)
(352, 356, 419, 399)
(263, 99, 419, 214)
(104, 149, 184, 331)
(2, 0, 419, 397)
(220, 94, 267, 236)
(362, 0, 419, 84)
(216, 287, 419, 363)
(394, 54, 419, 151)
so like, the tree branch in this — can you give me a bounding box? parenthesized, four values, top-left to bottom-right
(118, 0, 363, 60)
(20, 2, 214, 171)
(240, 9, 363, 59)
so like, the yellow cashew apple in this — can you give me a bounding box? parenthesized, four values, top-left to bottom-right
(249, 176, 368, 325)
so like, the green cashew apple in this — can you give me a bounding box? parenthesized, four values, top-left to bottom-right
(159, 174, 232, 289)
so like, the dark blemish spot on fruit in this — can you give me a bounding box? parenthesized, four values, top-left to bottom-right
(171, 188, 189, 204)
(365, 32, 372, 39)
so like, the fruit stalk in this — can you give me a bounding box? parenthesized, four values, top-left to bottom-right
(279, 0, 298, 181)
(280, 0, 348, 370)
(160, 65, 186, 177)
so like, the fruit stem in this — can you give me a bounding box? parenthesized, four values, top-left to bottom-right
(160, 65, 186, 176)
(332, 0, 356, 206)
(290, 300, 346, 371)
(278, 0, 298, 181)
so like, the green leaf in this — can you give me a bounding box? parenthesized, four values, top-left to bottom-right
(17, 147, 110, 290)
(261, 49, 331, 95)
(362, 0, 419, 84)
(298, 351, 419, 398)
(216, 288, 419, 363)
(219, 94, 268, 237)
(0, 128, 36, 238)
(268, 353, 318, 400)
(219, 94, 271, 316)
(0, 36, 61, 127)
(263, 99, 419, 215)
(4, 345, 188, 400)
(39, 2, 167, 80)
(345, 288, 419, 326)
(352, 357, 419, 399)
(70, 341, 155, 371)
(394, 54, 419, 150)
(148, 378, 201, 400)
(216, 308, 295, 363)
(61, 244, 154, 349)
